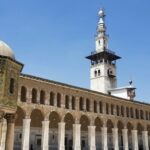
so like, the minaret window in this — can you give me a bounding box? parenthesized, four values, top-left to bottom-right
(98, 70, 100, 76)
(9, 78, 15, 94)
(94, 70, 97, 77)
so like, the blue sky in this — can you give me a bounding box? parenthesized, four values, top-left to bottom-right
(0, 0, 150, 102)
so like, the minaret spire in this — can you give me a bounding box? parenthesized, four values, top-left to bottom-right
(96, 8, 108, 53)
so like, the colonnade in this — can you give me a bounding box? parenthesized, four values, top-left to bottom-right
(2, 116, 150, 150)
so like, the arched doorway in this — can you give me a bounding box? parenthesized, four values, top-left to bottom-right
(49, 111, 60, 149)
(95, 117, 103, 149)
(107, 119, 114, 149)
(30, 109, 44, 150)
(64, 113, 74, 150)
(15, 107, 25, 149)
(80, 115, 90, 150)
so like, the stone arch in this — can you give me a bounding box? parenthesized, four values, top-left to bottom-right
(40, 90, 45, 104)
(20, 86, 27, 102)
(107, 119, 114, 133)
(49, 111, 60, 128)
(127, 122, 133, 134)
(15, 107, 25, 126)
(137, 123, 144, 135)
(147, 124, 150, 135)
(64, 113, 75, 130)
(31, 109, 44, 127)
(80, 115, 90, 131)
(117, 120, 124, 134)
(32, 88, 37, 103)
(95, 117, 103, 132)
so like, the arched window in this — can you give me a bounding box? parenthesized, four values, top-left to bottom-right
(94, 70, 97, 77)
(111, 104, 114, 115)
(57, 93, 61, 107)
(130, 108, 134, 118)
(32, 88, 37, 103)
(116, 105, 120, 116)
(20, 86, 27, 102)
(140, 110, 144, 119)
(99, 101, 103, 113)
(94, 101, 97, 113)
(146, 111, 148, 120)
(79, 97, 84, 111)
(65, 95, 69, 109)
(121, 106, 124, 117)
(135, 109, 139, 119)
(126, 107, 129, 117)
(9, 78, 15, 94)
(98, 70, 100, 76)
(50, 92, 54, 106)
(106, 103, 109, 114)
(72, 96, 75, 110)
(86, 99, 90, 112)
(40, 90, 45, 104)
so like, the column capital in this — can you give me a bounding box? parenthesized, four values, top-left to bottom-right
(5, 114, 16, 123)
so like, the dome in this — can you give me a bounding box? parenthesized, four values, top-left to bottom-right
(0, 41, 15, 59)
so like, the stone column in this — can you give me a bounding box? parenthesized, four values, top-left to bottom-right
(142, 131, 149, 150)
(5, 114, 16, 150)
(88, 126, 96, 150)
(58, 122, 65, 150)
(22, 118, 31, 150)
(101, 127, 108, 150)
(73, 124, 81, 150)
(112, 128, 119, 150)
(42, 120, 49, 150)
(131, 130, 139, 150)
(122, 128, 128, 150)
(0, 112, 4, 144)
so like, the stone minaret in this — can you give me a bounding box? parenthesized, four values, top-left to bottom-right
(86, 9, 121, 94)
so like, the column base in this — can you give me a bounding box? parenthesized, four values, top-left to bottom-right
(74, 146, 81, 150)
(58, 146, 65, 150)
(89, 146, 96, 150)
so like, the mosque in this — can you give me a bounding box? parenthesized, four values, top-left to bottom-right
(0, 9, 149, 150)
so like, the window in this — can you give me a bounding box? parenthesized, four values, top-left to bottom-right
(98, 70, 100, 76)
(99, 102, 103, 113)
(40, 90, 45, 104)
(57, 93, 61, 107)
(20, 86, 27, 102)
(116, 105, 120, 116)
(65, 95, 69, 109)
(94, 70, 97, 77)
(32, 88, 37, 103)
(106, 103, 109, 114)
(86, 99, 90, 112)
(72, 96, 75, 110)
(94, 101, 97, 113)
(50, 92, 54, 106)
(79, 97, 84, 111)
(111, 104, 114, 115)
(9, 78, 15, 94)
